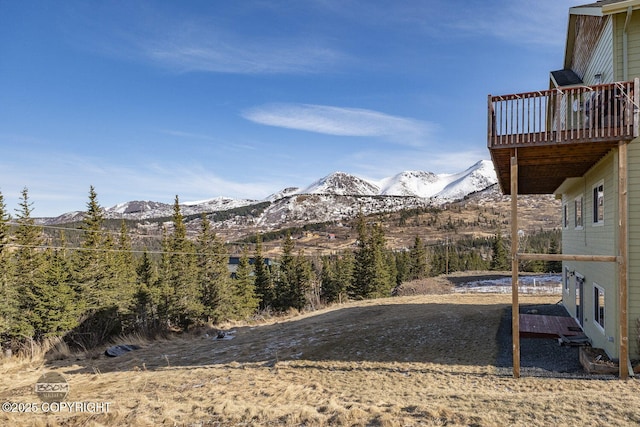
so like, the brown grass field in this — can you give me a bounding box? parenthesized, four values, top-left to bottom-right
(2, 285, 640, 426)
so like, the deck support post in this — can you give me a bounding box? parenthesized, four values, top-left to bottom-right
(618, 141, 629, 379)
(511, 151, 520, 378)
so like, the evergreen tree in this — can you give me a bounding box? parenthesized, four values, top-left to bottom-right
(30, 244, 80, 339)
(351, 214, 392, 299)
(12, 187, 45, 339)
(196, 214, 231, 323)
(394, 250, 410, 285)
(274, 232, 296, 310)
(253, 234, 273, 310)
(131, 250, 157, 331)
(335, 251, 354, 302)
(409, 236, 428, 280)
(320, 251, 354, 304)
(290, 250, 313, 310)
(0, 191, 17, 341)
(113, 221, 136, 312)
(167, 196, 201, 328)
(154, 228, 173, 327)
(490, 229, 510, 271)
(231, 247, 259, 319)
(546, 237, 562, 273)
(75, 186, 111, 310)
(320, 256, 338, 304)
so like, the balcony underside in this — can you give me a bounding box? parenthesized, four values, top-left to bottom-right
(489, 138, 623, 195)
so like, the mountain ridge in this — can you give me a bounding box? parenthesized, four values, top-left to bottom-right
(39, 160, 498, 227)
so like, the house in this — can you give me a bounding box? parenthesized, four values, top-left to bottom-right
(488, 0, 640, 378)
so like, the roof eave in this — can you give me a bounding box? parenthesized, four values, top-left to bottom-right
(602, 0, 640, 14)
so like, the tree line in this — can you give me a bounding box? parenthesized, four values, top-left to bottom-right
(0, 187, 561, 354)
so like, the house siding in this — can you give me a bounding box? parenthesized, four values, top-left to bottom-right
(583, 16, 614, 84)
(614, 11, 640, 80)
(562, 151, 618, 357)
(628, 138, 640, 359)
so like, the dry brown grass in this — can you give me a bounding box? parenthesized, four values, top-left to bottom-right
(2, 292, 640, 426)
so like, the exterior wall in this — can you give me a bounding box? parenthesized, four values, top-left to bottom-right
(583, 16, 614, 84)
(628, 138, 640, 359)
(613, 8, 640, 361)
(561, 151, 619, 358)
(614, 11, 640, 80)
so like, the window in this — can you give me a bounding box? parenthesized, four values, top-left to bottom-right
(594, 284, 605, 330)
(574, 196, 583, 228)
(593, 182, 604, 225)
(564, 267, 570, 291)
(563, 203, 569, 228)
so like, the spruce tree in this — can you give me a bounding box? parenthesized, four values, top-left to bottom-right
(409, 236, 428, 280)
(154, 227, 173, 327)
(231, 247, 259, 319)
(352, 214, 392, 299)
(274, 232, 295, 310)
(132, 250, 156, 331)
(0, 191, 17, 341)
(490, 229, 510, 271)
(30, 245, 80, 339)
(320, 256, 338, 304)
(335, 251, 354, 303)
(546, 238, 562, 273)
(114, 221, 136, 312)
(196, 214, 231, 323)
(253, 234, 273, 310)
(167, 196, 201, 328)
(12, 187, 45, 339)
(290, 250, 312, 311)
(75, 186, 110, 310)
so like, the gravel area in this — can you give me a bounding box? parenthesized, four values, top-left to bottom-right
(495, 301, 610, 378)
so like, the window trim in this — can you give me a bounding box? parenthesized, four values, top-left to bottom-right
(574, 195, 583, 229)
(593, 283, 605, 332)
(592, 181, 604, 226)
(563, 203, 569, 228)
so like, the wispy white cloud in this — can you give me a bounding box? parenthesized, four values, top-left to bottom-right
(141, 33, 343, 74)
(242, 103, 434, 146)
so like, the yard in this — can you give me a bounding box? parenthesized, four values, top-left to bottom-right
(1, 285, 640, 426)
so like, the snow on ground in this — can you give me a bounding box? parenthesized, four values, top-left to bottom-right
(455, 274, 562, 294)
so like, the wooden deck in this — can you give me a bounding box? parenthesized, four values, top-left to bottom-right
(519, 314, 583, 339)
(488, 79, 639, 195)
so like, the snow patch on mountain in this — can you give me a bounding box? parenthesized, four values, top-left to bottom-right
(39, 160, 498, 226)
(301, 172, 379, 196)
(378, 171, 439, 197)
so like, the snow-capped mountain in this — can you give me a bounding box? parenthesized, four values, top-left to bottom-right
(378, 171, 440, 197)
(39, 160, 498, 227)
(301, 172, 380, 196)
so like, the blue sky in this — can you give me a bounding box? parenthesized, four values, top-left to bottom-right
(1, 0, 585, 217)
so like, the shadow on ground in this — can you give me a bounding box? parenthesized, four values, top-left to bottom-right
(52, 298, 510, 374)
(495, 302, 587, 377)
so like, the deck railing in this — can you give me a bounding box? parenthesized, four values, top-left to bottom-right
(488, 79, 639, 147)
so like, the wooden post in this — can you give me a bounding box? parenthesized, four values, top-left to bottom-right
(511, 152, 520, 378)
(619, 141, 629, 379)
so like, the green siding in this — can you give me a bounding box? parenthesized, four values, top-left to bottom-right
(614, 12, 640, 80)
(561, 152, 618, 357)
(627, 139, 640, 358)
